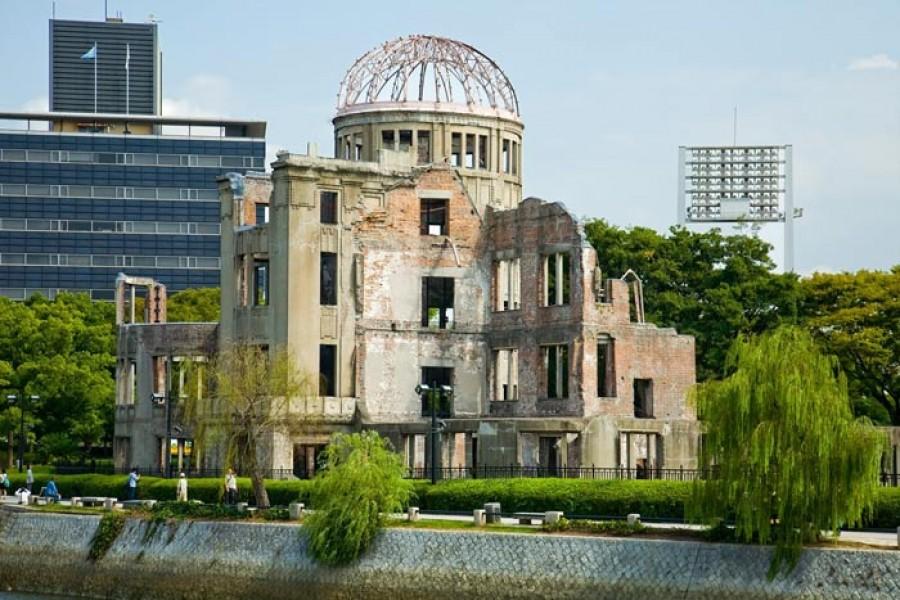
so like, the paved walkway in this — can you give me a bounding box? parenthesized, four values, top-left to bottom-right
(3, 495, 897, 548)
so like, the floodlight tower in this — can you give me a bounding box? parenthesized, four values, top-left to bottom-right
(677, 145, 800, 272)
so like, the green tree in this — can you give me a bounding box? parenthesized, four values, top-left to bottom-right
(167, 287, 221, 322)
(799, 268, 900, 425)
(690, 327, 885, 577)
(0, 293, 116, 464)
(584, 220, 800, 381)
(182, 343, 311, 508)
(305, 431, 413, 565)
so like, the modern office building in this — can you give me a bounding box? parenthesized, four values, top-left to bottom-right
(0, 111, 266, 300)
(50, 17, 160, 115)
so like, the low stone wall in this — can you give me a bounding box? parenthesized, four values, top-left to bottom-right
(0, 508, 898, 599)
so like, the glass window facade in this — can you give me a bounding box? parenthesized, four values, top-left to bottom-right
(0, 130, 264, 299)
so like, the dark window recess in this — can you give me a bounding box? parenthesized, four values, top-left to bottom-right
(420, 198, 448, 235)
(450, 133, 462, 167)
(545, 345, 568, 399)
(382, 130, 395, 150)
(547, 253, 557, 305)
(320, 252, 337, 305)
(544, 345, 569, 398)
(253, 260, 268, 306)
(319, 345, 336, 397)
(597, 342, 616, 397)
(320, 191, 338, 224)
(478, 135, 488, 169)
(634, 379, 654, 418)
(399, 130, 413, 152)
(420, 366, 452, 417)
(465, 134, 476, 168)
(255, 203, 268, 225)
(422, 277, 454, 329)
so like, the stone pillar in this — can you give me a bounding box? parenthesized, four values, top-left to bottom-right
(289, 502, 304, 520)
(407, 507, 420, 522)
(473, 509, 485, 526)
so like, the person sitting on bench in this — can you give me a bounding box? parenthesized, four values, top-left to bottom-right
(42, 477, 60, 502)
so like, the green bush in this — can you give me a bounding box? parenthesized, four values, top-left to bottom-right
(543, 517, 646, 536)
(869, 487, 900, 529)
(417, 478, 692, 519)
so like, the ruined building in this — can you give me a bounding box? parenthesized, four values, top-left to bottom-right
(114, 35, 700, 476)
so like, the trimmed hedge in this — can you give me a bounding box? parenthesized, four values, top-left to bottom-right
(3, 472, 898, 528)
(413, 479, 691, 519)
(3, 473, 312, 506)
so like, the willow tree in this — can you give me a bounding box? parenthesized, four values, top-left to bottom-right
(690, 326, 885, 578)
(183, 343, 313, 508)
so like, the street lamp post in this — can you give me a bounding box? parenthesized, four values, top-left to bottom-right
(6, 393, 39, 472)
(415, 382, 452, 485)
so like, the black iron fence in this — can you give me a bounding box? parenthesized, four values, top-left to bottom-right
(405, 465, 900, 486)
(51, 463, 296, 480)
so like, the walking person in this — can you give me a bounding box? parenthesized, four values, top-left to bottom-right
(176, 472, 188, 502)
(224, 469, 238, 505)
(127, 468, 140, 500)
(25, 464, 34, 493)
(0, 469, 9, 498)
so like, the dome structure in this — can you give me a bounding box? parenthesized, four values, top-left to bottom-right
(336, 35, 519, 120)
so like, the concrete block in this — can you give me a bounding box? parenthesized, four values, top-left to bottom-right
(407, 507, 420, 522)
(627, 513, 641, 525)
(544, 511, 564, 525)
(473, 509, 486, 526)
(484, 502, 501, 524)
(289, 502, 305, 520)
(237, 502, 248, 513)
(103, 498, 117, 511)
(71, 497, 82, 507)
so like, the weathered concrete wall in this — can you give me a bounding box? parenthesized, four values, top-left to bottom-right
(1, 509, 899, 599)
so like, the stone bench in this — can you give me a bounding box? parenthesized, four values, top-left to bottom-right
(513, 511, 564, 525)
(79, 497, 112, 507)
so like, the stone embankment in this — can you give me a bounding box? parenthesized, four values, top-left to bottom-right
(0, 508, 898, 599)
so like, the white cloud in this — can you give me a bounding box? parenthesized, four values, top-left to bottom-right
(19, 96, 48, 112)
(162, 74, 233, 117)
(847, 53, 898, 71)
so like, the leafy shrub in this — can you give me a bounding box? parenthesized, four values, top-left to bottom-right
(868, 487, 900, 529)
(88, 512, 125, 561)
(543, 517, 646, 536)
(305, 432, 413, 565)
(417, 478, 691, 519)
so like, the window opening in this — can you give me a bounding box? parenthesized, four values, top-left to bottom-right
(543, 253, 570, 306)
(320, 252, 337, 305)
(319, 345, 336, 397)
(494, 258, 521, 311)
(494, 348, 519, 400)
(420, 366, 453, 417)
(478, 135, 488, 170)
(544, 345, 569, 399)
(422, 277, 454, 329)
(253, 259, 269, 306)
(465, 134, 475, 168)
(634, 379, 654, 418)
(320, 191, 338, 224)
(450, 133, 461, 167)
(420, 198, 448, 236)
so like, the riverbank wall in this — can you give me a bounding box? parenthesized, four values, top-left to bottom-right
(0, 508, 898, 599)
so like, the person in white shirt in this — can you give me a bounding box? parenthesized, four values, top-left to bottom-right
(224, 469, 238, 505)
(25, 464, 34, 493)
(176, 473, 188, 502)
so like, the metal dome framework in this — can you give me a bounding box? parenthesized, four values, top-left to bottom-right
(337, 35, 520, 118)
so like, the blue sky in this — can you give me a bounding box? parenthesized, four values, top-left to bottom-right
(1, 0, 898, 273)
